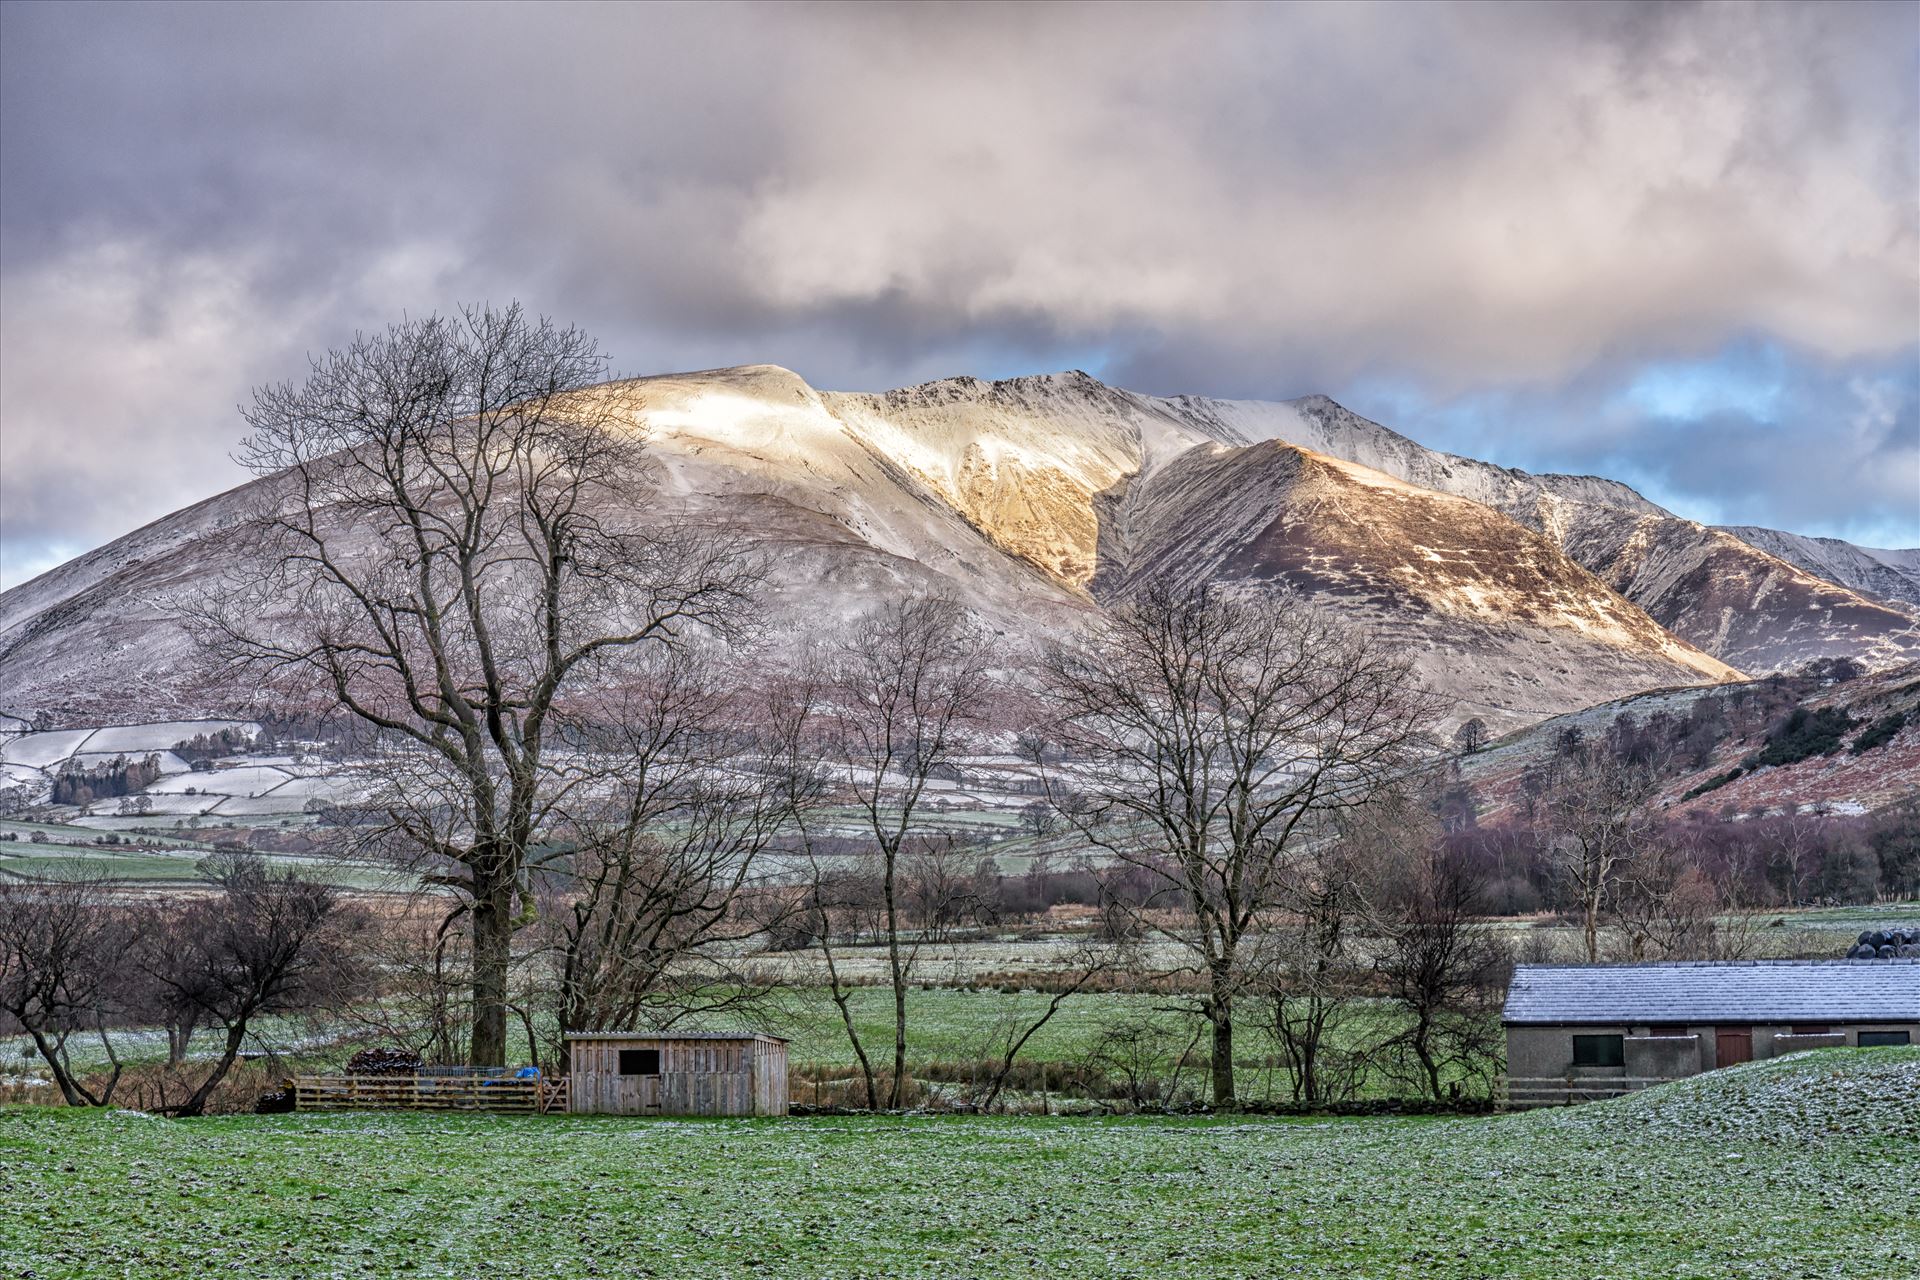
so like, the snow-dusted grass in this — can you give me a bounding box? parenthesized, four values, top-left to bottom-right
(0, 728, 93, 769)
(2, 1049, 1912, 1279)
(72, 720, 256, 755)
(146, 764, 298, 796)
(1534, 1046, 1920, 1145)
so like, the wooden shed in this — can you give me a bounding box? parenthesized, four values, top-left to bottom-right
(565, 1032, 790, 1117)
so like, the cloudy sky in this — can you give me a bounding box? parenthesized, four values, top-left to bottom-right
(2, 1, 1915, 588)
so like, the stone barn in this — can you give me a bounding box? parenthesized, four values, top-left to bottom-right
(565, 1032, 790, 1117)
(1502, 959, 1919, 1106)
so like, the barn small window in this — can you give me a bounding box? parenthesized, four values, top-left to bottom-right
(619, 1048, 662, 1075)
(1571, 1034, 1624, 1067)
(1857, 1030, 1911, 1047)
(1790, 1025, 1830, 1035)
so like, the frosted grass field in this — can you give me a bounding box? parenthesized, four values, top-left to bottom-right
(1, 1049, 1912, 1279)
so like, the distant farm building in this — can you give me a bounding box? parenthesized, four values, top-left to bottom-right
(1502, 960, 1919, 1107)
(565, 1032, 790, 1117)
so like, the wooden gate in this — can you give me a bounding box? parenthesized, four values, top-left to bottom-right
(1715, 1027, 1753, 1067)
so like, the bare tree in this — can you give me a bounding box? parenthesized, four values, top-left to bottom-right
(797, 857, 885, 1109)
(1374, 840, 1510, 1100)
(1018, 799, 1060, 841)
(138, 852, 365, 1116)
(0, 873, 131, 1106)
(1037, 583, 1435, 1107)
(804, 598, 996, 1108)
(1453, 718, 1489, 755)
(1759, 810, 1823, 908)
(970, 934, 1125, 1112)
(1084, 1010, 1207, 1110)
(537, 653, 804, 1067)
(1263, 805, 1394, 1105)
(344, 908, 474, 1065)
(1533, 744, 1662, 963)
(193, 304, 759, 1065)
(1614, 826, 1766, 961)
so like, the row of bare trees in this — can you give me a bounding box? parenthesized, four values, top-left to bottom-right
(0, 854, 361, 1115)
(1524, 741, 1774, 964)
(120, 302, 1760, 1114)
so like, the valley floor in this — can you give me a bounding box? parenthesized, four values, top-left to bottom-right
(2, 1050, 1914, 1279)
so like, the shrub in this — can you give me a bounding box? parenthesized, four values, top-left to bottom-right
(1683, 767, 1744, 801)
(1851, 711, 1908, 756)
(1747, 707, 1855, 769)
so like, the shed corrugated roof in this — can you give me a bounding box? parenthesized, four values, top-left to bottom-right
(1503, 960, 1920, 1025)
(562, 1031, 789, 1042)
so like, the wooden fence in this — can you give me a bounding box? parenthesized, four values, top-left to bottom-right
(291, 1073, 568, 1114)
(1497, 1076, 1671, 1110)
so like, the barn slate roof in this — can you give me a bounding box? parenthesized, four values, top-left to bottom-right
(1503, 960, 1920, 1025)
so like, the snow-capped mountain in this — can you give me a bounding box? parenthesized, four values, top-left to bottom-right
(2, 365, 1913, 731)
(1713, 527, 1920, 613)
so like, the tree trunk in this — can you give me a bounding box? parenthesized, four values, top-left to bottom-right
(1299, 1004, 1319, 1103)
(176, 1023, 249, 1118)
(25, 1027, 96, 1107)
(884, 851, 907, 1109)
(1209, 993, 1236, 1109)
(167, 1011, 198, 1066)
(470, 880, 515, 1067)
(889, 969, 908, 1109)
(1414, 1016, 1441, 1099)
(830, 984, 880, 1110)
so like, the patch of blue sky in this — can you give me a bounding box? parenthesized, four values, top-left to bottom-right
(1619, 343, 1788, 424)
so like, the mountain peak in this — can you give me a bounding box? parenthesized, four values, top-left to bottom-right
(4, 361, 1914, 730)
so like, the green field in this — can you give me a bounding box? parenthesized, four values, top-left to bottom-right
(2, 1049, 1913, 1278)
(769, 986, 1436, 1100)
(0, 816, 405, 890)
(4, 987, 1432, 1103)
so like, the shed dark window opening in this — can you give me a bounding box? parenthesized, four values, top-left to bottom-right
(1858, 1030, 1911, 1047)
(619, 1048, 661, 1076)
(1790, 1025, 1830, 1035)
(1571, 1034, 1625, 1067)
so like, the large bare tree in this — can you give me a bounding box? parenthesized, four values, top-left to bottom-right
(536, 652, 806, 1067)
(1037, 583, 1434, 1108)
(1374, 838, 1510, 1100)
(1531, 743, 1662, 963)
(783, 598, 996, 1108)
(196, 304, 758, 1065)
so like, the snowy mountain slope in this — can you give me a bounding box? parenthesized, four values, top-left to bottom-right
(820, 370, 1235, 586)
(0, 386, 1101, 718)
(1151, 392, 1671, 530)
(1554, 512, 1920, 673)
(4, 362, 1887, 730)
(1714, 526, 1920, 612)
(1091, 439, 1736, 725)
(1457, 660, 1920, 820)
(1144, 392, 1919, 672)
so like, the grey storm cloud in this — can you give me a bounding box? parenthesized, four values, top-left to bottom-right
(1, 0, 1916, 586)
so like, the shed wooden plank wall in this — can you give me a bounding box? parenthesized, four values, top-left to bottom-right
(568, 1036, 788, 1117)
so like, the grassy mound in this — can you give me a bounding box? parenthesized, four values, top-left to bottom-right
(1534, 1046, 1920, 1145)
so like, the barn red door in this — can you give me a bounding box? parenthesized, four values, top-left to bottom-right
(1715, 1028, 1753, 1068)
